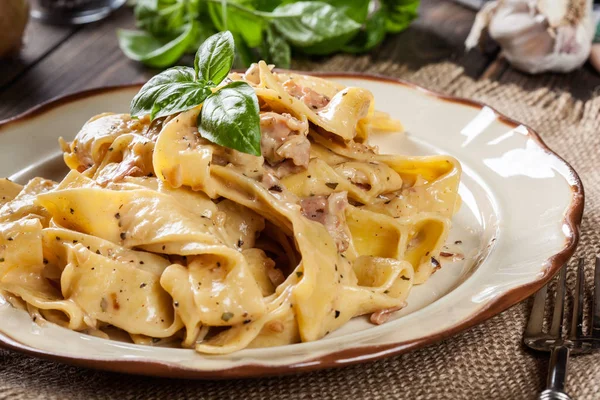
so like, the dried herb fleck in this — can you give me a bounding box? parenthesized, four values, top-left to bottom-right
(100, 297, 108, 312)
(325, 182, 339, 190)
(221, 312, 234, 322)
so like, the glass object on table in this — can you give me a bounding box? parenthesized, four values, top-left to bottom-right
(30, 0, 126, 25)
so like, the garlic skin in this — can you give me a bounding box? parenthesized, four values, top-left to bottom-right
(465, 0, 594, 74)
(0, 0, 30, 59)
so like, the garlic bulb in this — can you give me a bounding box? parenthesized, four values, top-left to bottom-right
(0, 0, 30, 58)
(465, 0, 594, 74)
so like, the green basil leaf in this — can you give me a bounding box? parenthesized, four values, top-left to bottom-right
(232, 33, 257, 69)
(342, 8, 386, 53)
(131, 66, 204, 119)
(206, 3, 265, 48)
(324, 0, 369, 23)
(270, 2, 361, 54)
(118, 23, 194, 68)
(134, 0, 186, 38)
(187, 17, 217, 52)
(152, 83, 212, 120)
(381, 0, 419, 33)
(254, 0, 284, 12)
(194, 30, 235, 85)
(261, 24, 291, 68)
(198, 81, 261, 156)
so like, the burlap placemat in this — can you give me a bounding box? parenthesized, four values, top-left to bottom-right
(2, 57, 600, 400)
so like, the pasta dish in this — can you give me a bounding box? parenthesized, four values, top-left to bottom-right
(0, 62, 461, 354)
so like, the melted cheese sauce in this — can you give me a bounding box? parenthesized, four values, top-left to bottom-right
(0, 62, 461, 354)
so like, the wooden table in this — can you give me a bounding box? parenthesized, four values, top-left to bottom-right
(2, 0, 599, 121)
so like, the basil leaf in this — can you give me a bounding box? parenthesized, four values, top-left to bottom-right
(324, 0, 369, 23)
(194, 31, 235, 85)
(152, 83, 212, 120)
(270, 2, 361, 54)
(131, 66, 203, 119)
(343, 8, 386, 53)
(187, 16, 217, 52)
(206, 3, 265, 48)
(118, 23, 194, 68)
(233, 33, 256, 69)
(198, 81, 261, 156)
(134, 0, 186, 38)
(254, 0, 284, 12)
(260, 24, 291, 68)
(381, 0, 419, 33)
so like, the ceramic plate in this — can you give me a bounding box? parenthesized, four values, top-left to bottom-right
(0, 74, 583, 378)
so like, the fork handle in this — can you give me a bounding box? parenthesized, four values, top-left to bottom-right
(538, 346, 572, 400)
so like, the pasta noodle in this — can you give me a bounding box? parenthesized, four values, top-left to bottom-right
(0, 62, 461, 354)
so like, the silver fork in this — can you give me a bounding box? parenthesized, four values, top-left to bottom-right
(524, 258, 600, 400)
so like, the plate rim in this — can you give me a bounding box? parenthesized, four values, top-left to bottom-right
(0, 72, 584, 379)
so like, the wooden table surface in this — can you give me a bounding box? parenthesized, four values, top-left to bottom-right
(2, 0, 599, 121)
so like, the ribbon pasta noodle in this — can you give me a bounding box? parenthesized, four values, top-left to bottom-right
(0, 62, 461, 354)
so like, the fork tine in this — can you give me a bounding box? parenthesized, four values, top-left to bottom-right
(525, 282, 548, 337)
(568, 258, 585, 340)
(549, 266, 567, 338)
(592, 256, 600, 338)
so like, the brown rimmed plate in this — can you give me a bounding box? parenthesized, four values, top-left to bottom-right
(0, 73, 583, 378)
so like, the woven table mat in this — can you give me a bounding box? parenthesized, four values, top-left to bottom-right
(2, 57, 600, 400)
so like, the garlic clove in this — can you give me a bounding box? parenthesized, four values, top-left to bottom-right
(466, 0, 594, 74)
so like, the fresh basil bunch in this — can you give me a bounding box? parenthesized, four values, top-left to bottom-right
(118, 0, 420, 69)
(131, 31, 261, 156)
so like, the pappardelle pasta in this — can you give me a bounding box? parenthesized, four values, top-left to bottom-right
(0, 62, 461, 354)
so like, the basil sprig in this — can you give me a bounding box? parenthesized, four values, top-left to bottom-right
(131, 31, 261, 156)
(118, 0, 420, 69)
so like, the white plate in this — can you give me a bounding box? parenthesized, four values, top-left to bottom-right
(0, 74, 583, 378)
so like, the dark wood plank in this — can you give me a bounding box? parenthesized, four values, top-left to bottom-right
(0, 7, 154, 121)
(0, 20, 76, 89)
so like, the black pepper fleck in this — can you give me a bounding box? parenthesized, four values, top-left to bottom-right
(221, 312, 234, 322)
